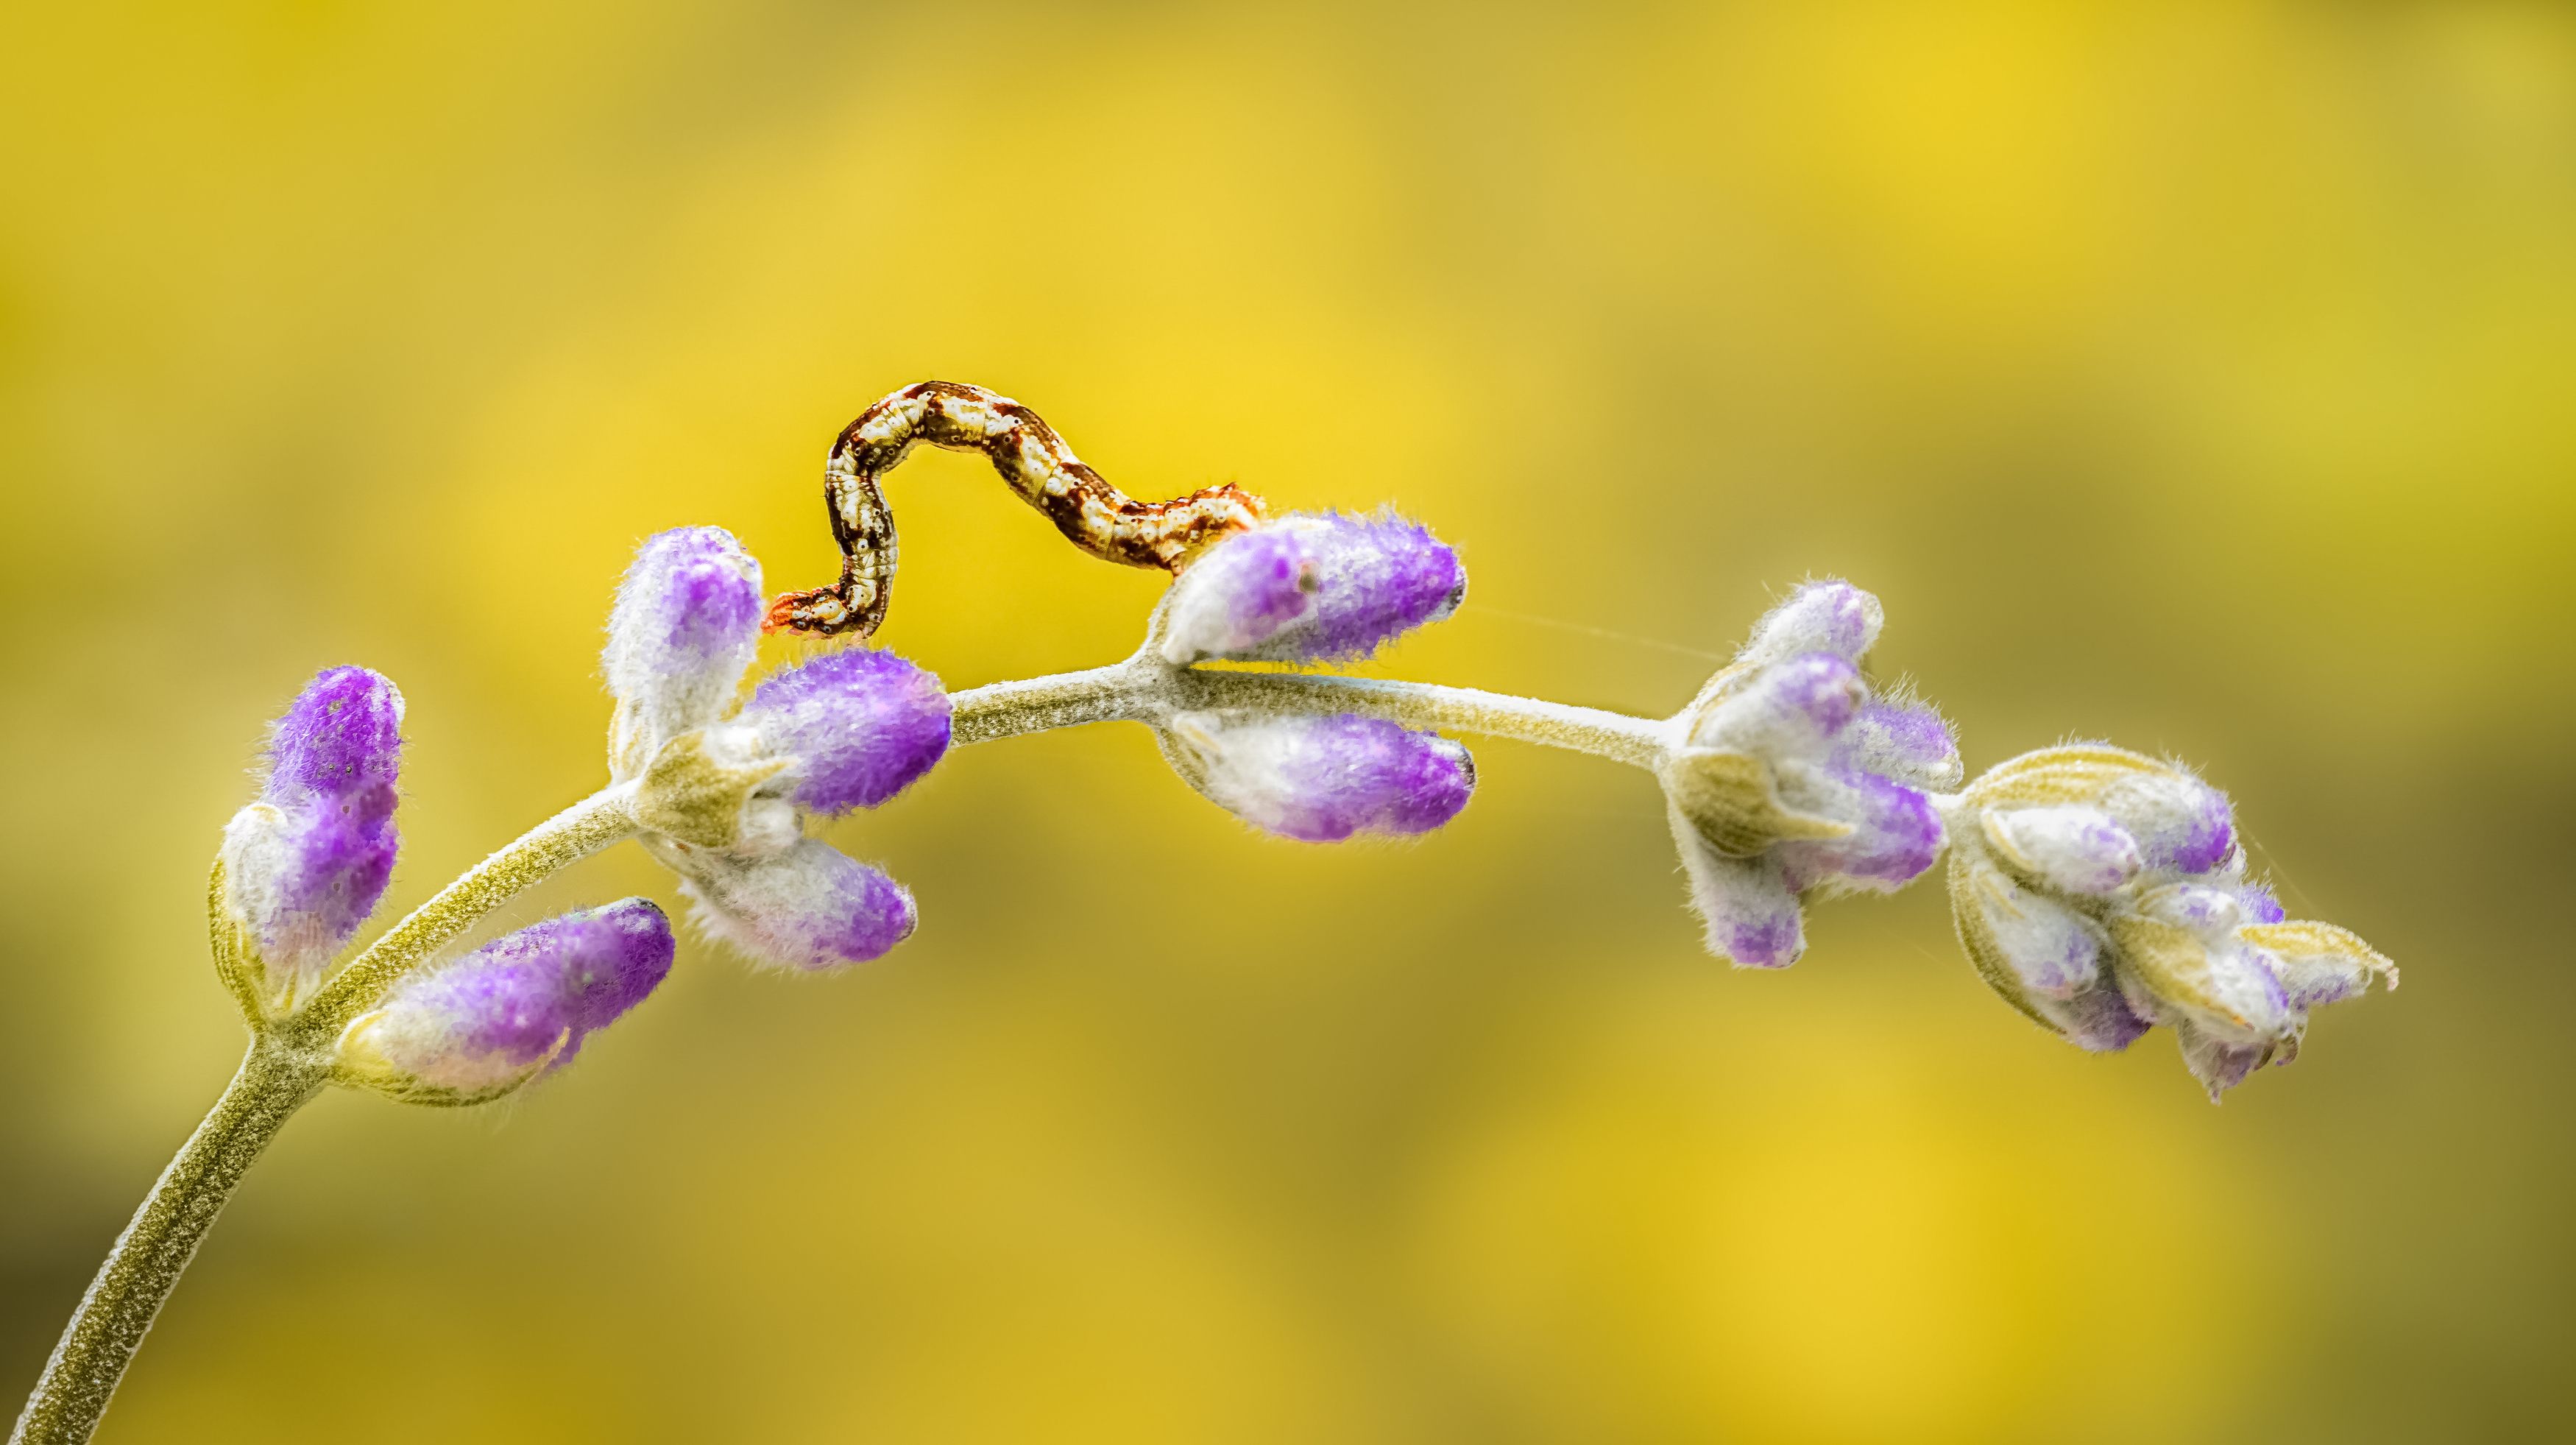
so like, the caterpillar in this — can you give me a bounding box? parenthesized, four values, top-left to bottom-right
(764, 381, 1272, 638)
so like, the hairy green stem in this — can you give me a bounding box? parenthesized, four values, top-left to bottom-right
(15, 788, 641, 1444)
(24, 661, 1652, 1442)
(10, 1045, 325, 1445)
(949, 659, 1675, 768)
(290, 788, 640, 1039)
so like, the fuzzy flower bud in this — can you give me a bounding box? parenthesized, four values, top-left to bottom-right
(1659, 582, 1953, 967)
(1739, 578, 1883, 666)
(1947, 744, 2395, 1100)
(1158, 511, 1465, 665)
(671, 838, 916, 972)
(737, 649, 952, 814)
(606, 527, 765, 780)
(216, 666, 406, 1008)
(338, 899, 674, 1105)
(1161, 711, 1475, 842)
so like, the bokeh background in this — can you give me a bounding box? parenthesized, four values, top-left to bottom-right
(4, 3, 2572, 1441)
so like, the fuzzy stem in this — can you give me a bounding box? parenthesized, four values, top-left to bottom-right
(10, 1045, 325, 1445)
(947, 662, 1155, 745)
(20, 657, 1660, 1441)
(289, 787, 640, 1039)
(949, 660, 1674, 768)
(15, 788, 646, 1443)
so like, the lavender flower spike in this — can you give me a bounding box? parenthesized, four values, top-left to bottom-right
(216, 666, 406, 1007)
(338, 899, 675, 1105)
(1658, 582, 1951, 967)
(1161, 711, 1475, 842)
(606, 526, 765, 780)
(1159, 510, 1465, 665)
(1947, 745, 2396, 1100)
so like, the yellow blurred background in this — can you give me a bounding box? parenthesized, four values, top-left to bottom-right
(4, 3, 2571, 1441)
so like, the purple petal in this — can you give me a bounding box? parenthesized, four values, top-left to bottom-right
(1184, 512, 1463, 664)
(269, 666, 404, 799)
(2163, 789, 2237, 875)
(1774, 653, 1863, 735)
(1156, 527, 1317, 662)
(1778, 771, 1943, 891)
(1295, 513, 1464, 661)
(742, 648, 952, 814)
(272, 795, 399, 945)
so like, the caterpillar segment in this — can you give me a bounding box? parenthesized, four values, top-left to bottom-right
(765, 381, 1272, 639)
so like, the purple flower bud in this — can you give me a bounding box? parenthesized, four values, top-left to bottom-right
(1156, 528, 1316, 663)
(1671, 827, 1805, 967)
(1843, 697, 1962, 791)
(2047, 986, 2155, 1053)
(740, 648, 952, 814)
(1978, 805, 2141, 896)
(2173, 1022, 2271, 1102)
(2103, 771, 2236, 876)
(1954, 855, 2151, 1053)
(606, 528, 765, 774)
(679, 838, 917, 971)
(219, 667, 406, 1000)
(1167, 712, 1474, 842)
(1959, 860, 2104, 998)
(352, 899, 674, 1098)
(1690, 652, 1865, 757)
(1741, 580, 1883, 665)
(1161, 512, 1464, 665)
(1778, 769, 1944, 892)
(270, 665, 405, 797)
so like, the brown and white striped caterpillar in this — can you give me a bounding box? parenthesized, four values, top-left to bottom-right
(764, 381, 1272, 638)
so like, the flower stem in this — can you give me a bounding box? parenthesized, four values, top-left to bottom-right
(20, 659, 1656, 1443)
(15, 790, 642, 1442)
(10, 1044, 326, 1445)
(947, 662, 1154, 746)
(289, 787, 640, 1038)
(949, 660, 1674, 769)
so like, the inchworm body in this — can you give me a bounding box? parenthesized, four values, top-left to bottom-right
(765, 381, 1272, 638)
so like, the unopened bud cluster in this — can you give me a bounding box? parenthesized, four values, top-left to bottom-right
(1659, 582, 1956, 968)
(607, 526, 949, 971)
(1947, 746, 2395, 1099)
